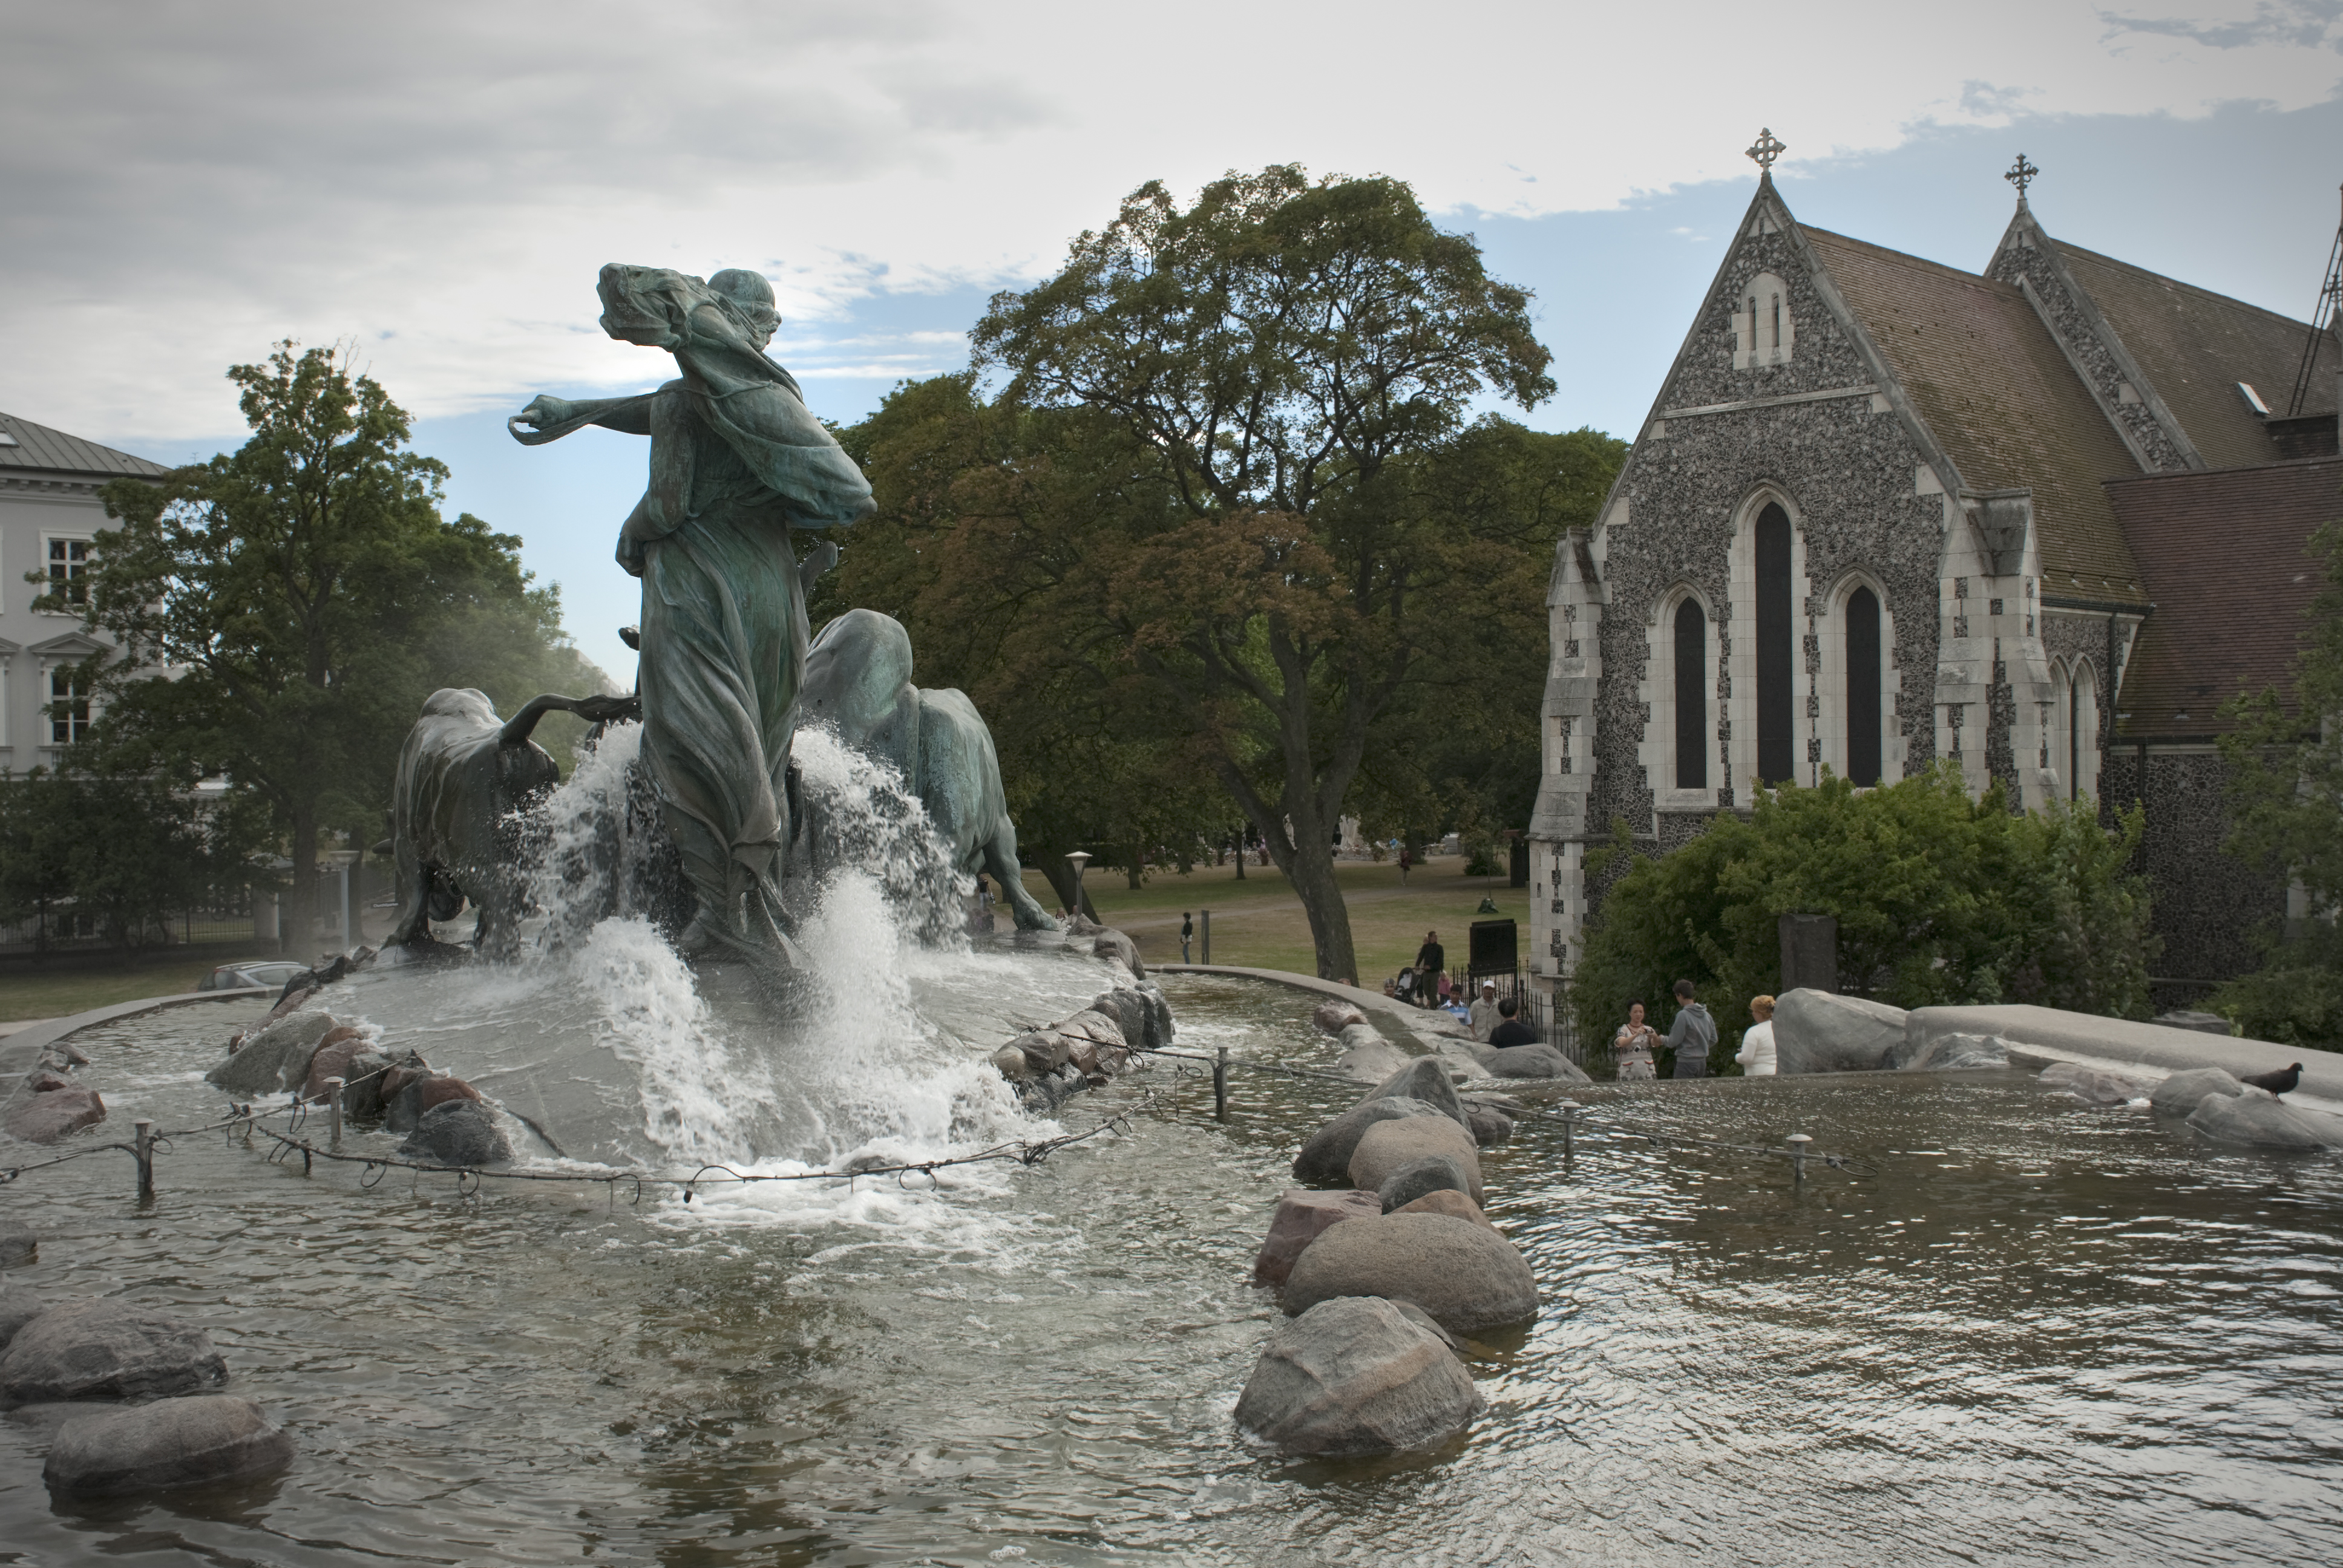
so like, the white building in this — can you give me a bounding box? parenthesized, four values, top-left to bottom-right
(0, 413, 166, 771)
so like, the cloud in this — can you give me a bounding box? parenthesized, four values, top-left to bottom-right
(5, 0, 2342, 442)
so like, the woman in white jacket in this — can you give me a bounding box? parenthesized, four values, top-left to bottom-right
(1736, 995, 1778, 1076)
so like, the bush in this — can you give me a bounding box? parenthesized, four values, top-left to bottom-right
(2208, 924, 2343, 1050)
(1571, 765, 2156, 1070)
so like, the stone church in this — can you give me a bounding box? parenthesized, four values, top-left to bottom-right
(1525, 142, 2341, 1038)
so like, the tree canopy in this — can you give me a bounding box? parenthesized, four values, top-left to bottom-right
(1572, 767, 2157, 1072)
(954, 165, 1571, 979)
(47, 342, 601, 944)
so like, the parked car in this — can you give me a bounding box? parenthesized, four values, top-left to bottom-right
(196, 960, 310, 993)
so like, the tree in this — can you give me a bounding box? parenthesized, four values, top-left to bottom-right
(2213, 514, 2343, 1047)
(969, 166, 1555, 979)
(0, 763, 267, 956)
(1571, 767, 2156, 1071)
(44, 343, 602, 947)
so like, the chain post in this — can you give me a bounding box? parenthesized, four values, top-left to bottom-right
(1213, 1046, 1230, 1122)
(1787, 1132, 1813, 1183)
(326, 1077, 345, 1150)
(1557, 1099, 1579, 1158)
(133, 1119, 156, 1200)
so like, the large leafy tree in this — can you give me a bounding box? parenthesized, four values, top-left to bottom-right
(1573, 767, 2156, 1071)
(968, 166, 1556, 980)
(2214, 513, 2343, 1046)
(47, 343, 601, 946)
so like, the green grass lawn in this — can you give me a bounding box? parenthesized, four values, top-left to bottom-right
(0, 944, 281, 1028)
(1018, 852, 1529, 986)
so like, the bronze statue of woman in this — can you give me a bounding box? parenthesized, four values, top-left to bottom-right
(511, 265, 873, 958)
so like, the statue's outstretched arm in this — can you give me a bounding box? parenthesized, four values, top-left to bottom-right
(499, 693, 644, 745)
(508, 393, 655, 445)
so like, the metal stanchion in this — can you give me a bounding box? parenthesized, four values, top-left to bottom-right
(1214, 1046, 1230, 1122)
(326, 1077, 345, 1150)
(1200, 909, 1211, 965)
(1557, 1100, 1579, 1158)
(1787, 1132, 1812, 1183)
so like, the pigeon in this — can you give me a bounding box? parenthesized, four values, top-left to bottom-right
(2239, 1062, 2303, 1097)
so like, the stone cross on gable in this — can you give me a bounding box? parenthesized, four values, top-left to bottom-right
(1746, 128, 1787, 173)
(2005, 153, 2040, 200)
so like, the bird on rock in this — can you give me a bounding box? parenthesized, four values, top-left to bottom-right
(2239, 1062, 2303, 1097)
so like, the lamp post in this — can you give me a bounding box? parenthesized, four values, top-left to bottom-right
(1064, 849, 1092, 920)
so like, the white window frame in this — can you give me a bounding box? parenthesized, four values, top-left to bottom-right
(45, 664, 93, 747)
(39, 532, 94, 616)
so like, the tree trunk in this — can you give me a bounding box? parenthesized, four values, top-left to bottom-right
(1277, 825, 1357, 984)
(287, 809, 318, 959)
(1125, 838, 1144, 890)
(1231, 835, 1246, 880)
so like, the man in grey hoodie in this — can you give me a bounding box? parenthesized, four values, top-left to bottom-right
(1665, 979, 1715, 1078)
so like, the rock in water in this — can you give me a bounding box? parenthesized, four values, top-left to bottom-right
(4, 1086, 105, 1145)
(339, 1051, 396, 1122)
(1377, 1154, 1473, 1212)
(1772, 989, 1909, 1074)
(1233, 1296, 1483, 1457)
(0, 1301, 228, 1403)
(1334, 1023, 1413, 1083)
(397, 1100, 513, 1166)
(1291, 1096, 1444, 1184)
(2039, 1062, 2151, 1105)
(1348, 1117, 1483, 1201)
(1283, 1212, 1538, 1335)
(1251, 1189, 1383, 1289)
(1362, 1057, 1472, 1132)
(0, 1218, 34, 1267)
(44, 1396, 293, 1497)
(2148, 1067, 2242, 1117)
(1460, 1101, 1513, 1146)
(205, 1010, 337, 1096)
(0, 1280, 50, 1349)
(1485, 1045, 1587, 1081)
(1312, 1000, 1368, 1035)
(1392, 1188, 1498, 1229)
(2186, 1088, 2342, 1151)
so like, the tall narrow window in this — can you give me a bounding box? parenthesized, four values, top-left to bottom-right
(1845, 586, 1881, 786)
(1755, 503, 1794, 786)
(48, 537, 90, 606)
(1746, 296, 1758, 356)
(2071, 663, 2099, 801)
(1674, 599, 1708, 790)
(1771, 294, 1782, 351)
(48, 670, 90, 745)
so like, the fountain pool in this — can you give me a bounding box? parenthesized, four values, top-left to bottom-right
(4, 970, 2341, 1566)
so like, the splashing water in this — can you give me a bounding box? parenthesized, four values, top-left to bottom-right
(786, 725, 972, 949)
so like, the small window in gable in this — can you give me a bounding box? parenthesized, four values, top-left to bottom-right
(1731, 272, 1795, 369)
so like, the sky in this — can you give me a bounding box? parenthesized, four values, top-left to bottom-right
(4, 0, 2341, 685)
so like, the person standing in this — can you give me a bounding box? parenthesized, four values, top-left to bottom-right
(1470, 979, 1502, 1042)
(1398, 843, 1413, 885)
(1181, 910, 1193, 964)
(1487, 997, 1538, 1047)
(1613, 1001, 1659, 1080)
(1665, 979, 1716, 1078)
(1413, 931, 1444, 1007)
(1736, 995, 1778, 1076)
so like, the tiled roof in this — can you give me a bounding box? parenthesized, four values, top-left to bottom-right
(2056, 242, 2340, 471)
(0, 413, 170, 479)
(1802, 227, 2151, 604)
(2106, 456, 2342, 740)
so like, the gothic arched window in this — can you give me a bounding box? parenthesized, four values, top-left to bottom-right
(1755, 503, 1795, 785)
(1844, 586, 1882, 786)
(1732, 272, 1797, 368)
(1674, 598, 1708, 789)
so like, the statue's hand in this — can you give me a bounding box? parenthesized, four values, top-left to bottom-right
(511, 394, 574, 431)
(572, 694, 642, 726)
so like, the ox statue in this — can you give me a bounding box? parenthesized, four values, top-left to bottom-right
(797, 609, 1058, 932)
(387, 688, 640, 953)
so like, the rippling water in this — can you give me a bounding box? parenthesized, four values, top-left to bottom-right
(3, 974, 2339, 1565)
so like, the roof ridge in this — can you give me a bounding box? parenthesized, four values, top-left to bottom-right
(2050, 238, 2323, 334)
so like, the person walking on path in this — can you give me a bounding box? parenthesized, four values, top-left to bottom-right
(1665, 979, 1716, 1078)
(1735, 995, 1778, 1076)
(1412, 931, 1444, 1007)
(1398, 844, 1413, 885)
(1613, 1001, 1659, 1080)
(1487, 997, 1538, 1047)
(1470, 979, 1502, 1040)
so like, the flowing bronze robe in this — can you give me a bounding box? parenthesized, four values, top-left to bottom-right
(515, 266, 873, 950)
